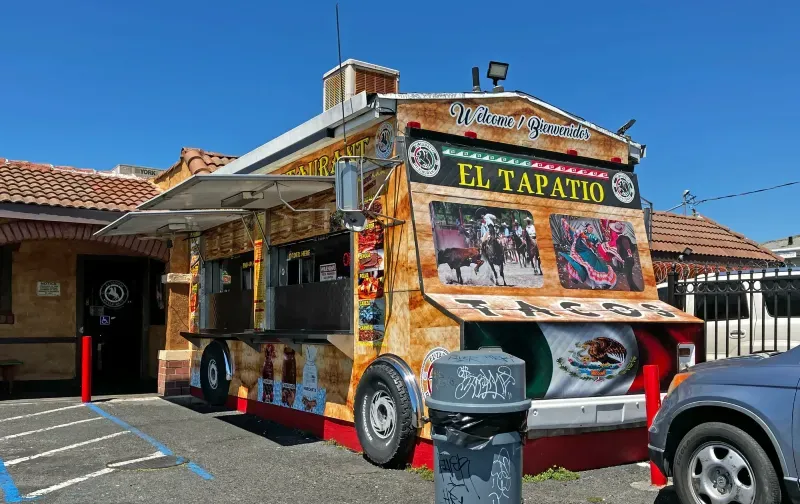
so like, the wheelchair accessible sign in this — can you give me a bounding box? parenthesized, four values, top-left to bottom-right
(100, 315, 111, 326)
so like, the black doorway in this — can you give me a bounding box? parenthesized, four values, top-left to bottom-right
(78, 256, 151, 394)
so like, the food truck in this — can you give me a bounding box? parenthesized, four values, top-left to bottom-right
(97, 60, 703, 473)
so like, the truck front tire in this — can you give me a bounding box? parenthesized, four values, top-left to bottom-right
(200, 342, 231, 406)
(354, 363, 416, 467)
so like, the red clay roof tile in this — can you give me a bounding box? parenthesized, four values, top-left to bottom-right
(181, 147, 237, 175)
(650, 211, 781, 262)
(0, 158, 161, 212)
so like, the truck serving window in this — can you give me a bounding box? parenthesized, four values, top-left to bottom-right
(206, 251, 255, 331)
(271, 232, 353, 332)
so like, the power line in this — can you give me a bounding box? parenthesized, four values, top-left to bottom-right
(663, 181, 799, 213)
(694, 181, 799, 205)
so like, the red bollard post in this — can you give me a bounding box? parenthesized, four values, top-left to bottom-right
(644, 364, 667, 486)
(81, 335, 92, 403)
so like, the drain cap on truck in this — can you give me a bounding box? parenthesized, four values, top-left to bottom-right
(425, 349, 531, 414)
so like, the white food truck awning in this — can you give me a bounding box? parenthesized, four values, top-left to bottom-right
(138, 174, 335, 211)
(94, 209, 252, 237)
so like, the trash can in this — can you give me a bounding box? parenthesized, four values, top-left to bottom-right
(426, 349, 531, 504)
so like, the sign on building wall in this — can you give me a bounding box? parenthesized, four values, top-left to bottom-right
(36, 281, 61, 297)
(319, 263, 337, 282)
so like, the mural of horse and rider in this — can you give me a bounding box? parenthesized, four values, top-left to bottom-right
(549, 214, 644, 292)
(429, 201, 544, 287)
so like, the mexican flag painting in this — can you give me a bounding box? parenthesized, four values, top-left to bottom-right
(463, 322, 686, 400)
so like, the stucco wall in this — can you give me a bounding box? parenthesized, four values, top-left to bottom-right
(153, 160, 192, 191)
(165, 237, 190, 350)
(147, 324, 166, 378)
(0, 239, 156, 380)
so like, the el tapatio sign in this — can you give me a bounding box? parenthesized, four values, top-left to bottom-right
(449, 102, 592, 142)
(407, 136, 640, 209)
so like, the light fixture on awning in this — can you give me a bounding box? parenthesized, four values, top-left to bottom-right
(221, 191, 264, 208)
(156, 222, 191, 233)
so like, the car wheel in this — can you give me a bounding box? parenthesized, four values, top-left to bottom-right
(354, 363, 415, 467)
(200, 342, 231, 406)
(674, 422, 780, 504)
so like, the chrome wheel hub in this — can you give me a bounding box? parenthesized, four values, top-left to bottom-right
(369, 391, 396, 440)
(688, 442, 755, 504)
(208, 359, 218, 389)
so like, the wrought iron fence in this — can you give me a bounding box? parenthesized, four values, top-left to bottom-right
(659, 268, 800, 360)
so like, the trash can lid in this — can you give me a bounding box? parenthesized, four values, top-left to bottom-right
(425, 349, 531, 414)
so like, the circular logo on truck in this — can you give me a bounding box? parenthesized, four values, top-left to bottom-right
(100, 280, 129, 308)
(612, 172, 636, 204)
(420, 347, 450, 397)
(374, 122, 394, 159)
(407, 140, 441, 178)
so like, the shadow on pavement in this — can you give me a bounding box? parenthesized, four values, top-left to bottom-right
(654, 485, 680, 504)
(166, 395, 320, 447)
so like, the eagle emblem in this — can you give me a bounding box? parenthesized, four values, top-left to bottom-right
(557, 336, 636, 382)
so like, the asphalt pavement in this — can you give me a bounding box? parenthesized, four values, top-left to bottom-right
(0, 395, 680, 503)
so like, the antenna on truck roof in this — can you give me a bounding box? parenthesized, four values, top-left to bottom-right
(335, 3, 348, 148)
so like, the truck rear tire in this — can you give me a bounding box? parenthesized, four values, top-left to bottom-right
(354, 362, 415, 468)
(200, 342, 231, 406)
(673, 422, 780, 504)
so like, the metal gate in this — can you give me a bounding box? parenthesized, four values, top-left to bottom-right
(660, 268, 800, 360)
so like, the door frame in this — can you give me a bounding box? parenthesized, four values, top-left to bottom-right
(76, 254, 150, 384)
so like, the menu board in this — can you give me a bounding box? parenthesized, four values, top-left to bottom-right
(357, 219, 386, 343)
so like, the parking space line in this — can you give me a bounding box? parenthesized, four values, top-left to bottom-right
(22, 452, 167, 499)
(0, 404, 84, 423)
(107, 451, 164, 467)
(85, 403, 214, 481)
(24, 467, 115, 498)
(0, 418, 101, 442)
(4, 431, 130, 467)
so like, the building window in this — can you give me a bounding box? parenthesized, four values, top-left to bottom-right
(0, 246, 12, 323)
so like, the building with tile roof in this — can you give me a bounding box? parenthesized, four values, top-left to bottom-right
(0, 157, 177, 394)
(0, 146, 241, 395)
(649, 211, 784, 283)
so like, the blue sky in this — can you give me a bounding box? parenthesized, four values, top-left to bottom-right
(1, 1, 797, 242)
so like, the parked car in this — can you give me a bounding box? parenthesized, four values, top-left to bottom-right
(648, 347, 800, 504)
(657, 269, 800, 360)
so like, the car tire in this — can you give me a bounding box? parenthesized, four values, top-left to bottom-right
(674, 422, 780, 504)
(200, 342, 231, 406)
(354, 362, 415, 468)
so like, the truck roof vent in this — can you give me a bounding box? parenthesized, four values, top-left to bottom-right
(322, 59, 399, 111)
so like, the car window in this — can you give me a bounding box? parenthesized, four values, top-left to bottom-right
(762, 277, 800, 318)
(693, 281, 750, 321)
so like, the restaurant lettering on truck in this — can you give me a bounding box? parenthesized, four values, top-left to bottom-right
(96, 59, 701, 476)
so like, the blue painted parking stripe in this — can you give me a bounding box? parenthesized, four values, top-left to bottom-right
(0, 456, 22, 503)
(86, 403, 213, 481)
(186, 462, 213, 480)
